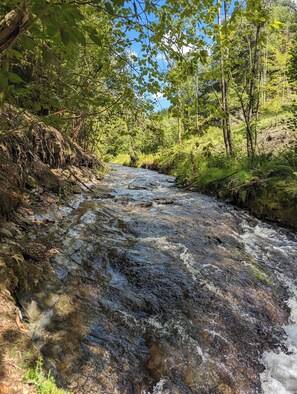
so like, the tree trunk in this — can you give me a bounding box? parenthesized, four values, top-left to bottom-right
(218, 1, 233, 157)
(195, 73, 200, 134)
(0, 6, 29, 59)
(178, 115, 182, 147)
(245, 24, 262, 158)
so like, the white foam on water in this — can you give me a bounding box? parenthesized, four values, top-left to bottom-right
(141, 379, 169, 394)
(234, 221, 297, 265)
(142, 236, 199, 280)
(80, 211, 97, 225)
(171, 319, 209, 363)
(146, 316, 164, 330)
(204, 329, 229, 344)
(234, 219, 297, 393)
(145, 315, 209, 363)
(260, 281, 297, 394)
(200, 263, 221, 271)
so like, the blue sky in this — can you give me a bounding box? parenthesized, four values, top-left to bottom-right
(123, 0, 209, 111)
(124, 1, 172, 111)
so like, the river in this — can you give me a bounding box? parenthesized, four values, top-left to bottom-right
(23, 165, 297, 393)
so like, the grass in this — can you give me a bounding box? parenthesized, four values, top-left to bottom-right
(23, 357, 69, 394)
(111, 153, 131, 165)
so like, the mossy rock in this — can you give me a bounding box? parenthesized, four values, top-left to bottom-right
(245, 178, 297, 229)
(25, 175, 38, 189)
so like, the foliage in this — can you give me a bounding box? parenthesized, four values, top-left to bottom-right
(0, 0, 164, 151)
(1, 0, 296, 159)
(0, 0, 296, 224)
(23, 357, 69, 394)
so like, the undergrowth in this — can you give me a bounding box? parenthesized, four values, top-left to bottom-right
(23, 357, 69, 394)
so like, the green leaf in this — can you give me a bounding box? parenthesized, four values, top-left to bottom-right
(43, 115, 66, 127)
(31, 0, 48, 14)
(33, 102, 42, 111)
(270, 19, 284, 30)
(85, 27, 103, 46)
(112, 0, 125, 5)
(8, 72, 25, 84)
(105, 2, 115, 15)
(20, 35, 35, 50)
(42, 47, 52, 63)
(59, 27, 72, 45)
(72, 29, 86, 45)
(0, 71, 8, 90)
(7, 49, 23, 60)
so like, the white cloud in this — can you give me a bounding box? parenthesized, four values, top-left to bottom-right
(153, 92, 164, 99)
(163, 33, 194, 56)
(126, 49, 138, 61)
(156, 52, 167, 60)
(180, 44, 193, 55)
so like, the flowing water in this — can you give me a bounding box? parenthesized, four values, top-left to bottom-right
(23, 165, 297, 393)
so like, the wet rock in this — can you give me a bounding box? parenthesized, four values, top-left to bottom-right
(128, 178, 160, 190)
(15, 212, 33, 225)
(20, 298, 43, 321)
(53, 264, 69, 280)
(0, 228, 13, 238)
(137, 202, 153, 208)
(32, 162, 63, 193)
(80, 211, 97, 225)
(217, 384, 236, 394)
(1, 222, 22, 236)
(93, 193, 115, 200)
(72, 185, 82, 194)
(69, 253, 83, 265)
(154, 198, 175, 205)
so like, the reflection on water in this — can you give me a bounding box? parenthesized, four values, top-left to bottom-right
(25, 165, 297, 393)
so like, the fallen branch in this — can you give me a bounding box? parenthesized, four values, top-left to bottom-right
(205, 171, 240, 187)
(67, 168, 94, 193)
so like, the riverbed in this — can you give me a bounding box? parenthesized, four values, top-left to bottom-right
(22, 165, 297, 393)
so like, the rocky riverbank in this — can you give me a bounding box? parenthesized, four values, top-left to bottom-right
(0, 105, 102, 393)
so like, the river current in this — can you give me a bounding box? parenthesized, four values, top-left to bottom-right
(24, 165, 297, 393)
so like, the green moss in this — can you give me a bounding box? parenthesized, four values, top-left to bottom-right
(251, 264, 272, 286)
